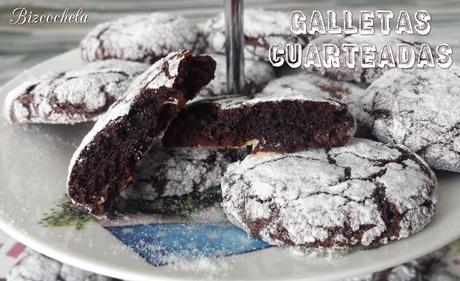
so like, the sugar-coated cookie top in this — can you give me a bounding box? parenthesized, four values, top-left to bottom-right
(80, 13, 203, 62)
(222, 138, 437, 248)
(204, 9, 293, 40)
(121, 144, 246, 200)
(366, 65, 460, 172)
(3, 59, 148, 124)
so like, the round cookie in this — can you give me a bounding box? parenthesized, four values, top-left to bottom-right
(80, 13, 205, 63)
(121, 144, 248, 200)
(3, 60, 148, 124)
(308, 34, 427, 84)
(365, 66, 460, 172)
(262, 73, 371, 129)
(202, 9, 311, 61)
(222, 138, 437, 249)
(7, 249, 112, 281)
(344, 248, 451, 281)
(197, 53, 275, 98)
(164, 85, 356, 153)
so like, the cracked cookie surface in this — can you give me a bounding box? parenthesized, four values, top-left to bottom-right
(80, 13, 205, 63)
(202, 9, 311, 61)
(222, 138, 437, 249)
(121, 144, 248, 200)
(365, 66, 460, 172)
(3, 60, 148, 124)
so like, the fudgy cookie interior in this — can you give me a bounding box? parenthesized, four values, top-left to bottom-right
(67, 55, 216, 215)
(163, 99, 355, 153)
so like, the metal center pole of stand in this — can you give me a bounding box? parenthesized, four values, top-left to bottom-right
(225, 0, 244, 95)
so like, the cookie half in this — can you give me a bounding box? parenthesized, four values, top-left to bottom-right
(163, 86, 356, 153)
(3, 60, 148, 124)
(67, 50, 216, 215)
(365, 66, 460, 172)
(80, 13, 204, 63)
(121, 144, 248, 200)
(262, 73, 370, 128)
(222, 138, 437, 249)
(309, 34, 428, 84)
(202, 9, 310, 61)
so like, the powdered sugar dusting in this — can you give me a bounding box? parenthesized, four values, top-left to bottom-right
(121, 144, 247, 200)
(222, 138, 437, 249)
(80, 13, 203, 62)
(163, 254, 233, 279)
(3, 59, 148, 124)
(366, 65, 460, 172)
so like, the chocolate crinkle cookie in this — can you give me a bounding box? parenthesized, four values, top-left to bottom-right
(222, 138, 437, 249)
(365, 66, 460, 172)
(67, 50, 216, 215)
(7, 249, 112, 281)
(80, 13, 205, 63)
(196, 53, 275, 98)
(345, 248, 457, 281)
(163, 83, 356, 153)
(202, 9, 311, 61)
(309, 33, 428, 85)
(121, 144, 249, 200)
(3, 60, 148, 124)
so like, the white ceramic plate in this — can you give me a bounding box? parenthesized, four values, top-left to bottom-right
(1, 49, 460, 281)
